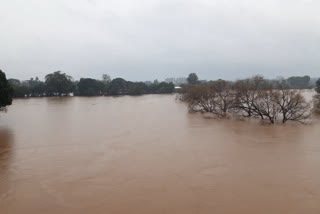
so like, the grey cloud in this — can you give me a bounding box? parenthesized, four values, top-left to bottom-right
(0, 0, 319, 81)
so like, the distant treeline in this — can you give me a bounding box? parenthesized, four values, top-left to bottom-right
(183, 74, 316, 89)
(8, 71, 175, 98)
(286, 75, 313, 89)
(5, 71, 320, 99)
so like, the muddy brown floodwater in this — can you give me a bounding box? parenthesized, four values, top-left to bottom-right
(0, 94, 319, 214)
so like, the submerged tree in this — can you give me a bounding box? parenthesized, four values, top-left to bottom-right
(0, 70, 13, 111)
(314, 95, 320, 114)
(274, 88, 311, 123)
(233, 76, 279, 123)
(184, 81, 234, 117)
(313, 79, 320, 114)
(30, 82, 46, 97)
(45, 71, 73, 96)
(184, 84, 217, 113)
(182, 76, 311, 123)
(108, 78, 128, 95)
(233, 76, 267, 117)
(210, 80, 235, 116)
(76, 78, 104, 96)
(127, 82, 149, 95)
(254, 89, 280, 123)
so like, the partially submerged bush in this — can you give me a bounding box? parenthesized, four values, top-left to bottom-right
(182, 76, 312, 124)
(184, 80, 235, 118)
(314, 94, 320, 114)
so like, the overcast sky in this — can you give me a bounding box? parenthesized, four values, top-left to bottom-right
(1, 0, 319, 81)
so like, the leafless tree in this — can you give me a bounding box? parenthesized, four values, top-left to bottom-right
(233, 76, 279, 121)
(184, 81, 234, 117)
(233, 76, 266, 117)
(210, 80, 235, 117)
(254, 89, 279, 123)
(273, 88, 311, 123)
(182, 76, 312, 124)
(184, 84, 216, 113)
(313, 94, 320, 114)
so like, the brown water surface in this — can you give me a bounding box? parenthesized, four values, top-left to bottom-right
(0, 95, 319, 214)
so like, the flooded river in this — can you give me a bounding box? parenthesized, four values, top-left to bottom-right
(0, 95, 319, 214)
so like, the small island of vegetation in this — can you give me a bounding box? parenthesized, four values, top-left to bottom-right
(180, 73, 320, 124)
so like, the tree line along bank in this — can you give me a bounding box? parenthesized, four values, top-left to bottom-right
(6, 71, 175, 98)
(5, 70, 318, 98)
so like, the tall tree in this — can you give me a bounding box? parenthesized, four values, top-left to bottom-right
(102, 74, 111, 83)
(187, 73, 199, 85)
(108, 78, 128, 95)
(101, 74, 111, 95)
(45, 71, 73, 96)
(0, 70, 13, 111)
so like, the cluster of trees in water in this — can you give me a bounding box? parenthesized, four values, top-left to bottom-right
(7, 71, 175, 98)
(181, 75, 320, 124)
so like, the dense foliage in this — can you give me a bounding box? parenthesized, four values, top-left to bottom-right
(75, 78, 104, 96)
(0, 70, 13, 111)
(108, 78, 128, 95)
(45, 71, 74, 96)
(107, 78, 174, 95)
(187, 73, 199, 85)
(286, 76, 311, 89)
(7, 72, 175, 98)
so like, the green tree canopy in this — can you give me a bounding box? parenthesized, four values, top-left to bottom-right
(76, 78, 104, 96)
(8, 79, 20, 85)
(30, 82, 46, 97)
(0, 70, 13, 110)
(287, 76, 311, 89)
(156, 82, 175, 94)
(45, 71, 73, 96)
(108, 78, 128, 95)
(127, 82, 149, 95)
(187, 73, 199, 85)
